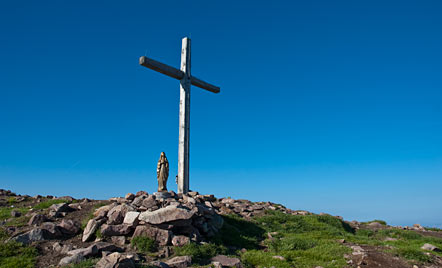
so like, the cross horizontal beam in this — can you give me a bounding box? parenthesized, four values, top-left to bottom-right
(139, 56, 220, 93)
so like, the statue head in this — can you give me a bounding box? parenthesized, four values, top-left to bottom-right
(160, 152, 166, 159)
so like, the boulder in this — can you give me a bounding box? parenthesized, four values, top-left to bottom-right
(165, 256, 192, 268)
(107, 204, 135, 225)
(101, 224, 132, 237)
(59, 253, 84, 266)
(93, 241, 122, 253)
(125, 193, 135, 201)
(82, 219, 101, 242)
(10, 210, 21, 217)
(13, 228, 49, 244)
(123, 211, 140, 226)
(421, 243, 440, 252)
(132, 225, 172, 246)
(41, 222, 63, 238)
(96, 252, 136, 268)
(149, 261, 170, 268)
(94, 203, 117, 218)
(139, 206, 195, 225)
(52, 242, 73, 254)
(49, 203, 72, 213)
(142, 195, 157, 209)
(28, 214, 49, 226)
(211, 255, 241, 267)
(171, 235, 190, 247)
(136, 190, 148, 196)
(131, 196, 146, 207)
(111, 236, 126, 246)
(59, 244, 98, 266)
(58, 219, 80, 235)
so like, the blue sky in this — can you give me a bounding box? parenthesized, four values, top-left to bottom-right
(1, 0, 441, 227)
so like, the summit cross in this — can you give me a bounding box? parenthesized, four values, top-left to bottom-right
(139, 37, 220, 194)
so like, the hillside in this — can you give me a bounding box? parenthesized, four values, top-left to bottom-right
(1, 188, 441, 268)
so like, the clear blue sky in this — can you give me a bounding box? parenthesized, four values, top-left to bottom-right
(1, 1, 441, 227)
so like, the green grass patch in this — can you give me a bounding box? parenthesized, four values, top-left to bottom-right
(131, 236, 157, 253)
(67, 258, 99, 268)
(174, 242, 227, 265)
(4, 216, 30, 228)
(0, 207, 29, 221)
(425, 226, 442, 232)
(363, 219, 387, 226)
(0, 241, 37, 268)
(33, 199, 69, 210)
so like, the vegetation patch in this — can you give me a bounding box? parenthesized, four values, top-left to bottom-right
(174, 242, 227, 264)
(0, 207, 29, 221)
(0, 241, 37, 268)
(131, 236, 157, 253)
(33, 199, 69, 210)
(67, 258, 99, 268)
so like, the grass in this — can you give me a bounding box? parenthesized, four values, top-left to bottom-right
(131, 236, 157, 253)
(363, 219, 388, 226)
(67, 258, 99, 268)
(33, 199, 69, 210)
(0, 241, 37, 268)
(174, 242, 227, 265)
(425, 227, 442, 232)
(0, 207, 29, 221)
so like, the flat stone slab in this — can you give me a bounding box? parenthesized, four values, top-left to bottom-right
(139, 206, 195, 225)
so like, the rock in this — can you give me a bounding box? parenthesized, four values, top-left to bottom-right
(165, 256, 192, 268)
(107, 204, 135, 225)
(58, 219, 80, 235)
(28, 214, 48, 226)
(111, 236, 126, 246)
(82, 219, 101, 242)
(136, 190, 148, 197)
(221, 198, 234, 204)
(131, 195, 146, 207)
(132, 225, 172, 246)
(142, 195, 157, 208)
(96, 252, 135, 268)
(49, 203, 72, 213)
(367, 222, 384, 228)
(94, 203, 117, 218)
(272, 255, 285, 261)
(421, 243, 440, 252)
(139, 206, 195, 225)
(10, 210, 21, 217)
(13, 228, 49, 244)
(52, 242, 72, 254)
(123, 211, 140, 226)
(94, 242, 122, 253)
(171, 235, 190, 247)
(68, 203, 82, 210)
(211, 255, 241, 267)
(149, 261, 170, 268)
(41, 222, 63, 238)
(125, 193, 135, 201)
(59, 253, 84, 266)
(413, 224, 425, 231)
(101, 224, 132, 237)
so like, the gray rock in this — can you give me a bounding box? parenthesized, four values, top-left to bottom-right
(11, 210, 21, 217)
(58, 219, 80, 235)
(123, 211, 140, 226)
(171, 235, 190, 247)
(111, 236, 126, 246)
(149, 261, 170, 268)
(13, 228, 48, 244)
(139, 206, 195, 225)
(132, 225, 172, 246)
(94, 203, 117, 218)
(142, 195, 157, 208)
(49, 203, 72, 213)
(59, 253, 84, 266)
(421, 243, 440, 252)
(107, 204, 135, 225)
(93, 242, 122, 253)
(96, 252, 135, 268)
(101, 224, 132, 237)
(28, 214, 48, 226)
(211, 255, 241, 267)
(66, 244, 99, 258)
(125, 193, 135, 201)
(41, 222, 63, 238)
(131, 195, 146, 207)
(82, 219, 101, 242)
(165, 256, 192, 268)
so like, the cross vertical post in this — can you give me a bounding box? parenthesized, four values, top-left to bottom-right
(178, 37, 191, 194)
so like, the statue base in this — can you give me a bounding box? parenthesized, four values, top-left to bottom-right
(154, 191, 171, 199)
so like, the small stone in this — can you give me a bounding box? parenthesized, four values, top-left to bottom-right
(421, 243, 440, 252)
(211, 255, 241, 267)
(272, 255, 285, 261)
(10, 210, 21, 217)
(172, 235, 190, 247)
(165, 256, 192, 268)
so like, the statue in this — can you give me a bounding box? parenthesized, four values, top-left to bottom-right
(156, 152, 169, 192)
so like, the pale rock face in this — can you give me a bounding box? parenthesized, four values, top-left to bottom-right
(94, 203, 117, 218)
(421, 243, 440, 252)
(107, 204, 136, 225)
(132, 225, 172, 246)
(171, 235, 190, 247)
(211, 255, 241, 267)
(95, 252, 136, 268)
(165, 256, 192, 268)
(100, 224, 132, 237)
(138, 206, 195, 225)
(82, 219, 100, 242)
(123, 211, 140, 226)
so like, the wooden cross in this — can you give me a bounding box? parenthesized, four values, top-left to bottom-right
(139, 37, 220, 194)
